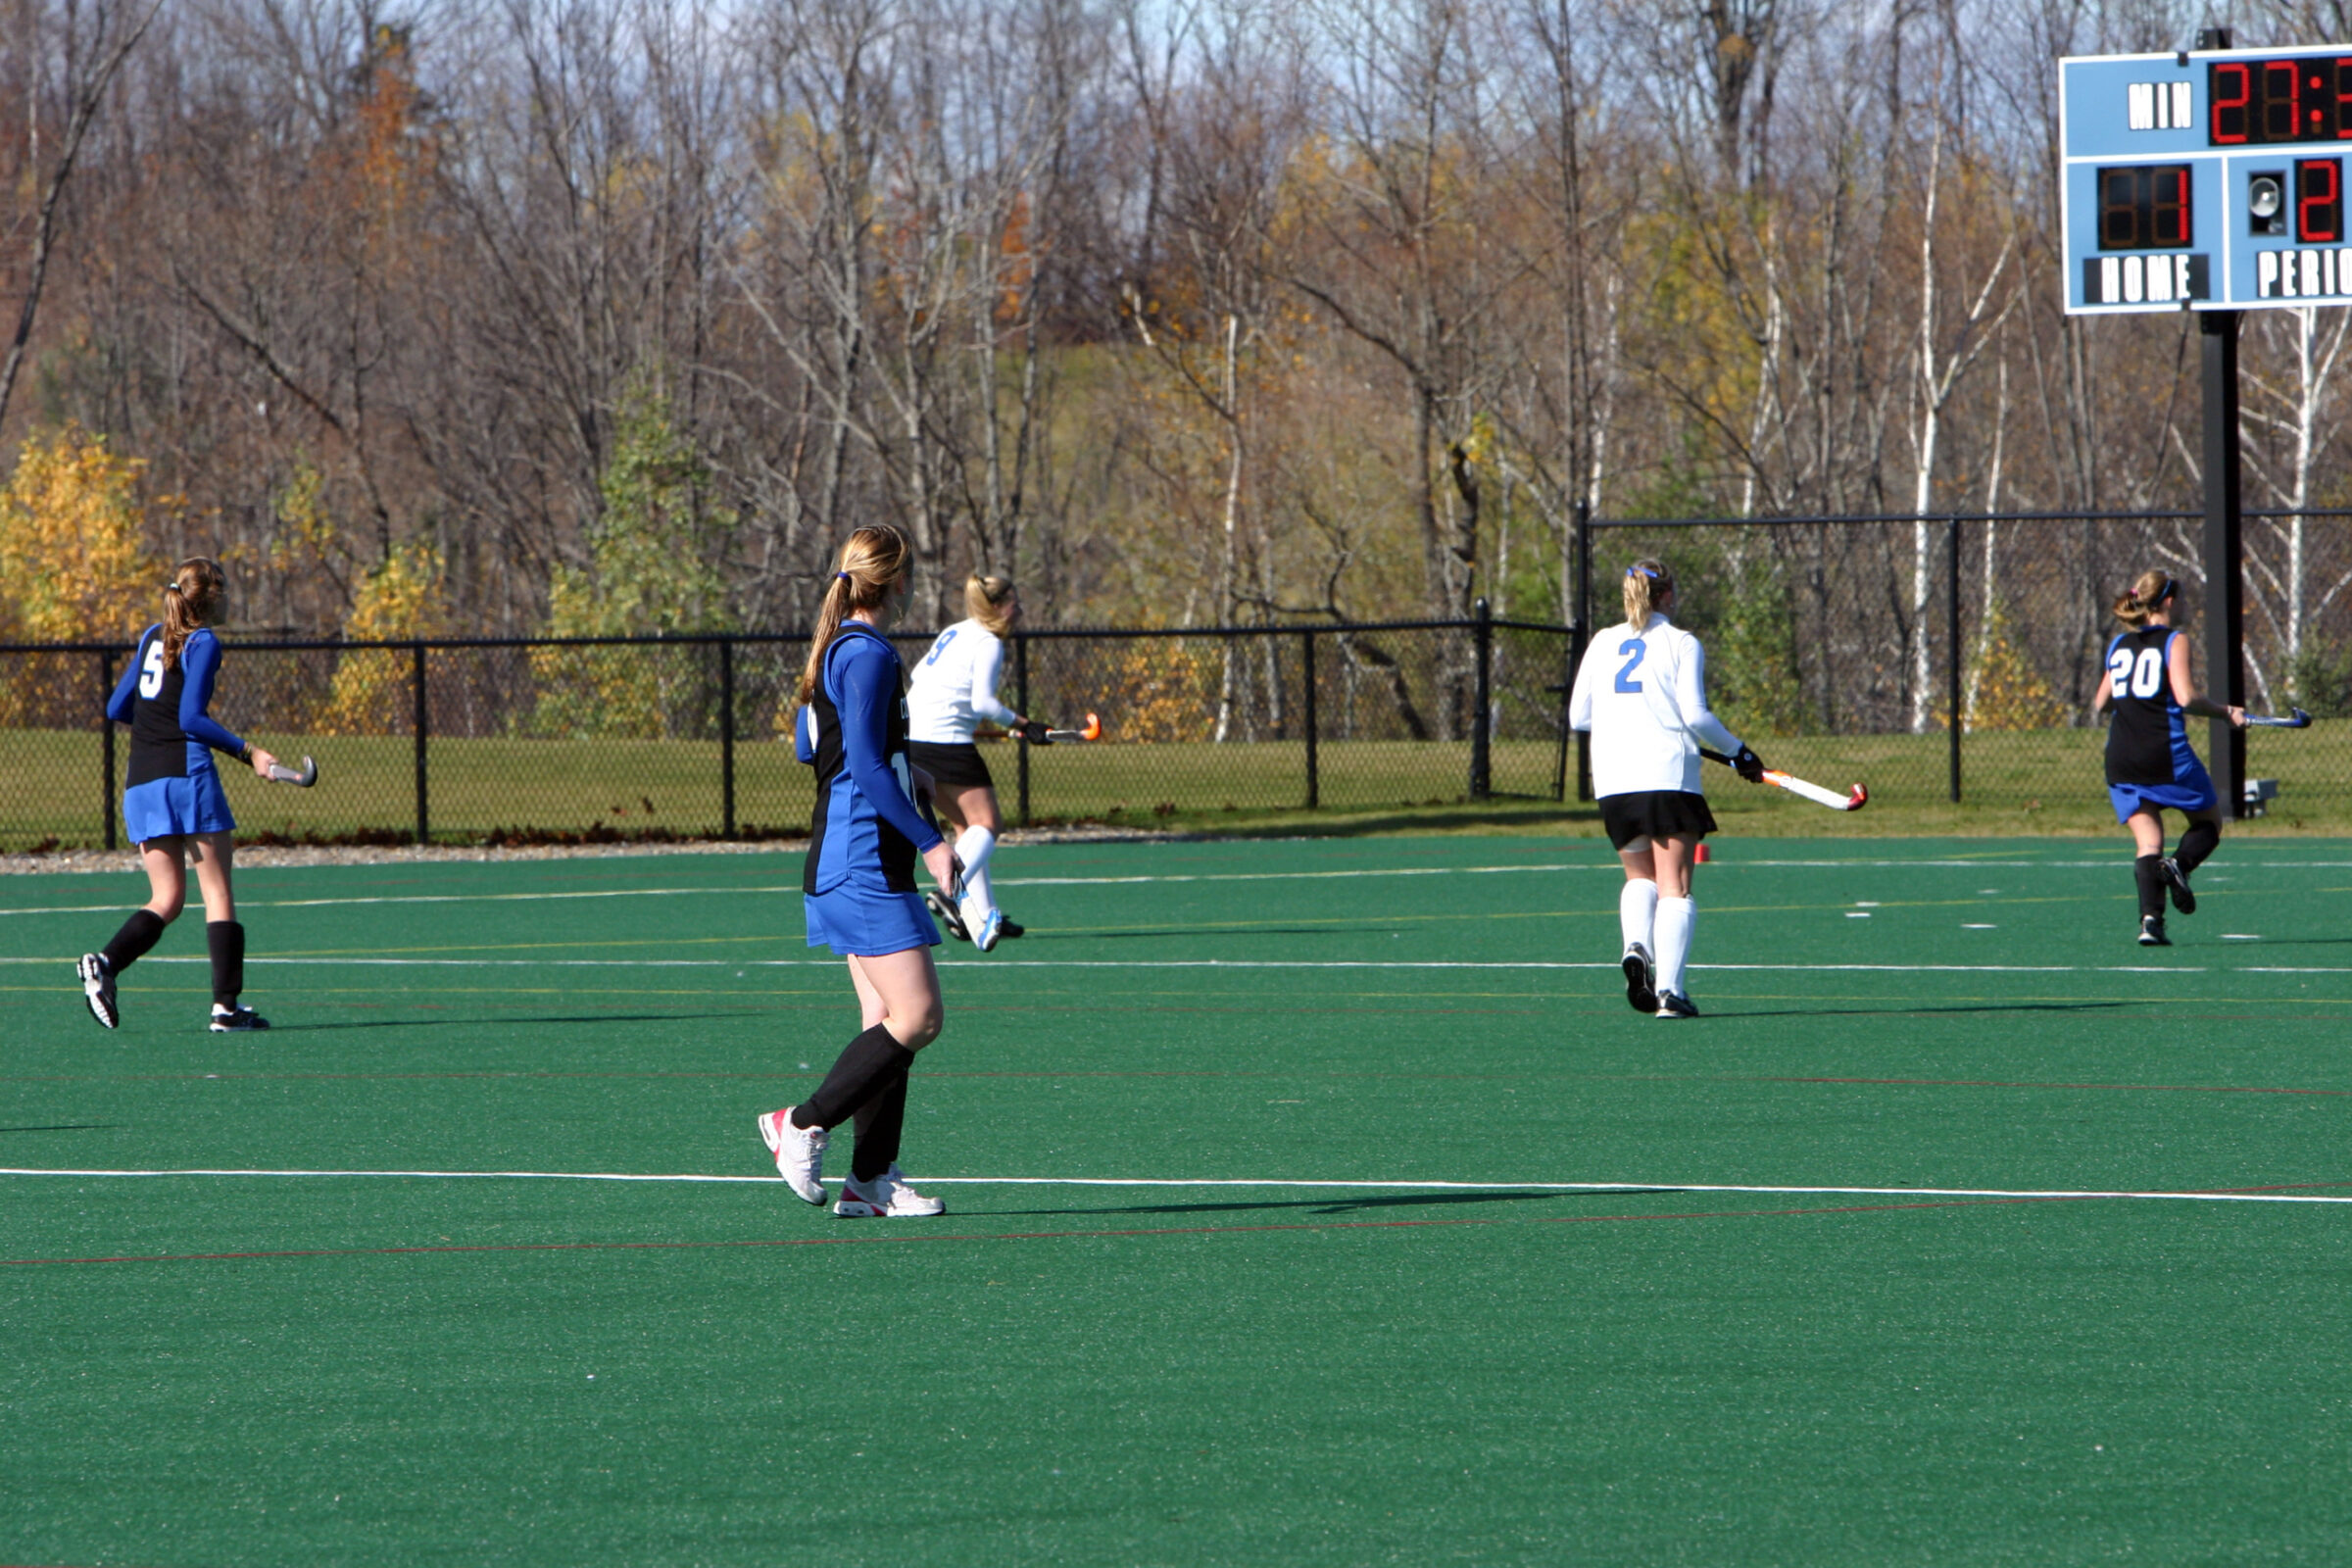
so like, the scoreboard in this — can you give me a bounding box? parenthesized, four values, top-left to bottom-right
(2063, 45, 2352, 314)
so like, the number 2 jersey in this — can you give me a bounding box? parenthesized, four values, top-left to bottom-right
(2103, 626, 2196, 787)
(1567, 613, 1743, 798)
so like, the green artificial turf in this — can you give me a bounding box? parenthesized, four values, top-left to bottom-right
(5, 836, 2352, 1564)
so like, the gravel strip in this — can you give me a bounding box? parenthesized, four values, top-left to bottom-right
(0, 824, 1175, 877)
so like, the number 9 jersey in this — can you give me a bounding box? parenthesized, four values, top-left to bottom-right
(1567, 613, 1744, 798)
(2103, 625, 2198, 787)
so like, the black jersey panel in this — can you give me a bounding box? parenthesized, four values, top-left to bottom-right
(125, 628, 192, 787)
(2103, 627, 2185, 787)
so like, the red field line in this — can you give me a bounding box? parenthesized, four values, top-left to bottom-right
(0, 1194, 2165, 1270)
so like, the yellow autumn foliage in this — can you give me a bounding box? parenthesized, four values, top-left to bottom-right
(0, 426, 161, 727)
(0, 425, 158, 644)
(1964, 603, 2066, 732)
(318, 543, 448, 736)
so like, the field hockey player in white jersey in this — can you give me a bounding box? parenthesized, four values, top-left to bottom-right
(906, 573, 1044, 952)
(1568, 559, 1766, 1018)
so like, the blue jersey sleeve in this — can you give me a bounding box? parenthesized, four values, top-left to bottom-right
(104, 629, 151, 724)
(176, 630, 248, 759)
(832, 638, 943, 855)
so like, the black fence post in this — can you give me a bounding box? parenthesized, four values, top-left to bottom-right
(718, 637, 736, 839)
(1573, 499, 1593, 802)
(1947, 515, 1963, 804)
(1470, 597, 1493, 800)
(1551, 631, 1573, 802)
(1014, 632, 1031, 827)
(412, 641, 429, 845)
(97, 649, 117, 850)
(1302, 630, 1319, 808)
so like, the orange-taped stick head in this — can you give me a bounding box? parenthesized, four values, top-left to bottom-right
(1080, 712, 1102, 741)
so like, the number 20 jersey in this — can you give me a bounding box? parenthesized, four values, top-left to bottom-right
(2103, 626, 2192, 787)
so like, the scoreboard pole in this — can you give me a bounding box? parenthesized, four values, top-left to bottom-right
(2200, 306, 2248, 818)
(2193, 25, 2248, 820)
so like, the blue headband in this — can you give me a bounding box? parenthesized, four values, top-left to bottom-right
(1626, 565, 1660, 581)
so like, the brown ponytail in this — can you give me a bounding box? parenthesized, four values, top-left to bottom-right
(1622, 558, 1674, 632)
(965, 572, 1016, 636)
(161, 558, 226, 668)
(2113, 569, 2176, 629)
(797, 526, 913, 705)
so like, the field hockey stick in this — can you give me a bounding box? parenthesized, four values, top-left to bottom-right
(1039, 712, 1102, 744)
(265, 755, 318, 787)
(1700, 748, 1868, 811)
(2245, 707, 2313, 728)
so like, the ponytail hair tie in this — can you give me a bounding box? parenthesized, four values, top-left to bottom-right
(163, 582, 180, 593)
(836, 570, 852, 582)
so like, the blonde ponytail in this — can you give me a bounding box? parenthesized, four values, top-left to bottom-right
(2114, 569, 2176, 629)
(161, 558, 226, 668)
(798, 526, 913, 705)
(965, 572, 1016, 636)
(1622, 558, 1673, 632)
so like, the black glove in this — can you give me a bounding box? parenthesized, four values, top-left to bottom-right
(1015, 718, 1052, 745)
(1732, 745, 1766, 783)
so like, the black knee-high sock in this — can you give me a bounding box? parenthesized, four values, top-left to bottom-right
(2134, 855, 2167, 919)
(2176, 820, 2221, 875)
(850, 1068, 910, 1182)
(100, 908, 169, 974)
(206, 920, 245, 1007)
(791, 1023, 915, 1132)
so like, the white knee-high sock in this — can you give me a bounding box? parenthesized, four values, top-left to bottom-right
(1619, 878, 1659, 954)
(955, 824, 998, 917)
(1654, 897, 1695, 999)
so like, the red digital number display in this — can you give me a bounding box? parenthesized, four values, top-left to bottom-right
(2211, 58, 2352, 143)
(2300, 158, 2343, 242)
(2098, 165, 2194, 250)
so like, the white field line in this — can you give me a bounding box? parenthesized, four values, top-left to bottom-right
(0, 854, 2343, 918)
(0, 956, 2250, 974)
(0, 956, 2246, 974)
(0, 1167, 2346, 1205)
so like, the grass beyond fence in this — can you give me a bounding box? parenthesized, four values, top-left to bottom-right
(5, 722, 2346, 850)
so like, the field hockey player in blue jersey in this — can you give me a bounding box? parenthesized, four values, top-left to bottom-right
(2092, 569, 2247, 947)
(758, 526, 960, 1218)
(77, 559, 282, 1033)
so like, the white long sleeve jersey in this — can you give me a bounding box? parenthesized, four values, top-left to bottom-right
(906, 618, 1021, 743)
(1567, 613, 1742, 798)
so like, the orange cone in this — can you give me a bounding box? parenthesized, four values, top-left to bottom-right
(1693, 843, 1713, 863)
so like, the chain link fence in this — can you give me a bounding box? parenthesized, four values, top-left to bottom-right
(0, 612, 1577, 851)
(13, 509, 2348, 854)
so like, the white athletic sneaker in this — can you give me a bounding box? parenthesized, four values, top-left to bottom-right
(834, 1167, 946, 1218)
(971, 906, 1004, 953)
(758, 1107, 829, 1204)
(77, 954, 118, 1030)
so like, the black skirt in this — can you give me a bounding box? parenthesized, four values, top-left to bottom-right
(1598, 789, 1718, 851)
(907, 740, 996, 791)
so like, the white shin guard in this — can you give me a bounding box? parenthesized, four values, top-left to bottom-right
(1619, 877, 1659, 955)
(1653, 896, 1695, 999)
(955, 824, 998, 919)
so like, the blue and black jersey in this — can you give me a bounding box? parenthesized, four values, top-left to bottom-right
(2104, 626, 2197, 787)
(107, 624, 248, 788)
(798, 622, 943, 896)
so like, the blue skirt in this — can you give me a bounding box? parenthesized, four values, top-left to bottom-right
(2110, 760, 2218, 824)
(123, 770, 237, 843)
(805, 881, 942, 957)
